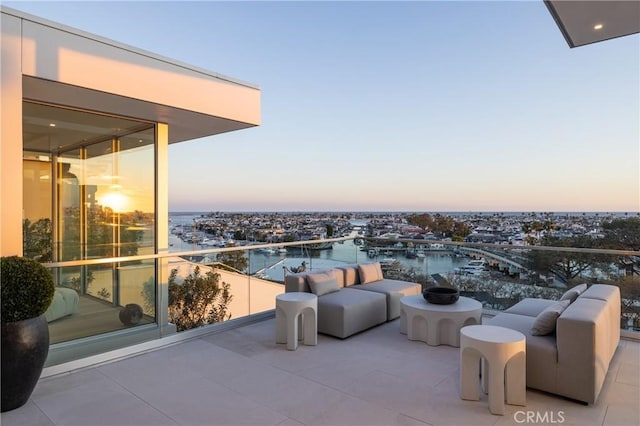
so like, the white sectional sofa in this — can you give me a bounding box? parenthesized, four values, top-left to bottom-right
(284, 262, 421, 338)
(487, 284, 621, 404)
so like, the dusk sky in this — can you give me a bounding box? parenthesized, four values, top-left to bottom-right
(6, 1, 639, 212)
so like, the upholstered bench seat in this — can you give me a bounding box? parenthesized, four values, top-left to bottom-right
(337, 264, 421, 321)
(351, 279, 421, 320)
(317, 288, 387, 339)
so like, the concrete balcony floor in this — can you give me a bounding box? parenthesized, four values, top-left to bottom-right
(2, 318, 639, 426)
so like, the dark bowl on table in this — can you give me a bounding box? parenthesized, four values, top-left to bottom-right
(423, 287, 459, 305)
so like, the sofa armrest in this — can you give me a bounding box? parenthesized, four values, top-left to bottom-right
(556, 298, 609, 404)
(579, 284, 621, 354)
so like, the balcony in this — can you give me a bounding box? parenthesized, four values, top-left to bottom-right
(3, 232, 639, 424)
(2, 313, 639, 425)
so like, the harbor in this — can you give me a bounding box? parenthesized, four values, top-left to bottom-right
(167, 210, 639, 287)
(167, 211, 537, 283)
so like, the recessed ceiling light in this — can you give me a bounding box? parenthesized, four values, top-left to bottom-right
(49, 123, 56, 127)
(594, 24, 603, 30)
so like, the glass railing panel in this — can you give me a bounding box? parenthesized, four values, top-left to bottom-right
(246, 245, 283, 315)
(166, 253, 246, 332)
(44, 236, 638, 339)
(363, 237, 462, 286)
(363, 237, 639, 332)
(163, 239, 360, 328)
(445, 243, 567, 311)
(119, 260, 156, 318)
(244, 239, 362, 315)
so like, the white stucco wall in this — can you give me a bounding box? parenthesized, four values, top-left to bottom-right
(0, 12, 24, 256)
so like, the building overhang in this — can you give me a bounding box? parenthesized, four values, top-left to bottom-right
(3, 6, 261, 144)
(544, 0, 640, 48)
(22, 76, 257, 145)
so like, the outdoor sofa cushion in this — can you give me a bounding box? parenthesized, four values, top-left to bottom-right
(353, 279, 421, 320)
(316, 288, 387, 339)
(358, 262, 383, 283)
(531, 299, 570, 335)
(560, 288, 580, 303)
(307, 271, 341, 296)
(559, 284, 587, 303)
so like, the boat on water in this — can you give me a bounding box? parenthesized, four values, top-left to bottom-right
(454, 259, 488, 276)
(288, 241, 334, 251)
(429, 243, 445, 250)
(200, 238, 227, 247)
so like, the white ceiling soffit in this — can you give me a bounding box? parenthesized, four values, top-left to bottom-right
(23, 77, 256, 145)
(545, 0, 640, 48)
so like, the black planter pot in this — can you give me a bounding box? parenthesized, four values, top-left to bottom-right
(1, 315, 50, 412)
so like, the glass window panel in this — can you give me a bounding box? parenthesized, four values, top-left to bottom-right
(22, 102, 158, 343)
(23, 154, 52, 262)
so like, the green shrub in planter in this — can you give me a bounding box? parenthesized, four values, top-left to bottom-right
(1, 256, 55, 323)
(1, 256, 56, 412)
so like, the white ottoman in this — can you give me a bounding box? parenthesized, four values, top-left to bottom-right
(275, 292, 317, 350)
(460, 325, 526, 415)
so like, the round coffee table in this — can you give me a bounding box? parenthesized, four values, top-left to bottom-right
(399, 294, 482, 347)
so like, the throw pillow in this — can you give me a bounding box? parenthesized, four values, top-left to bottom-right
(306, 271, 340, 296)
(573, 283, 588, 295)
(531, 299, 570, 336)
(559, 288, 581, 304)
(358, 262, 383, 284)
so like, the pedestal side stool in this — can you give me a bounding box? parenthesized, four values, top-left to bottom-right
(275, 292, 317, 350)
(460, 325, 526, 415)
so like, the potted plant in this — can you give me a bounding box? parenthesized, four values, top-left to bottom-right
(1, 256, 55, 412)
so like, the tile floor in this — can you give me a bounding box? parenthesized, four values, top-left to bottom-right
(2, 318, 639, 426)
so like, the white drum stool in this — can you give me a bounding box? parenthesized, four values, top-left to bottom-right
(275, 292, 317, 350)
(460, 325, 526, 415)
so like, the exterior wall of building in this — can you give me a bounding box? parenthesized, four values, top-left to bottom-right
(20, 18, 260, 131)
(1, 13, 24, 257)
(1, 7, 260, 366)
(2, 6, 260, 257)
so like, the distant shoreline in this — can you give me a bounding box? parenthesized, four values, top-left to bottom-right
(169, 211, 639, 216)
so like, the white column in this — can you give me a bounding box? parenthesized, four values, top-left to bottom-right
(155, 123, 174, 335)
